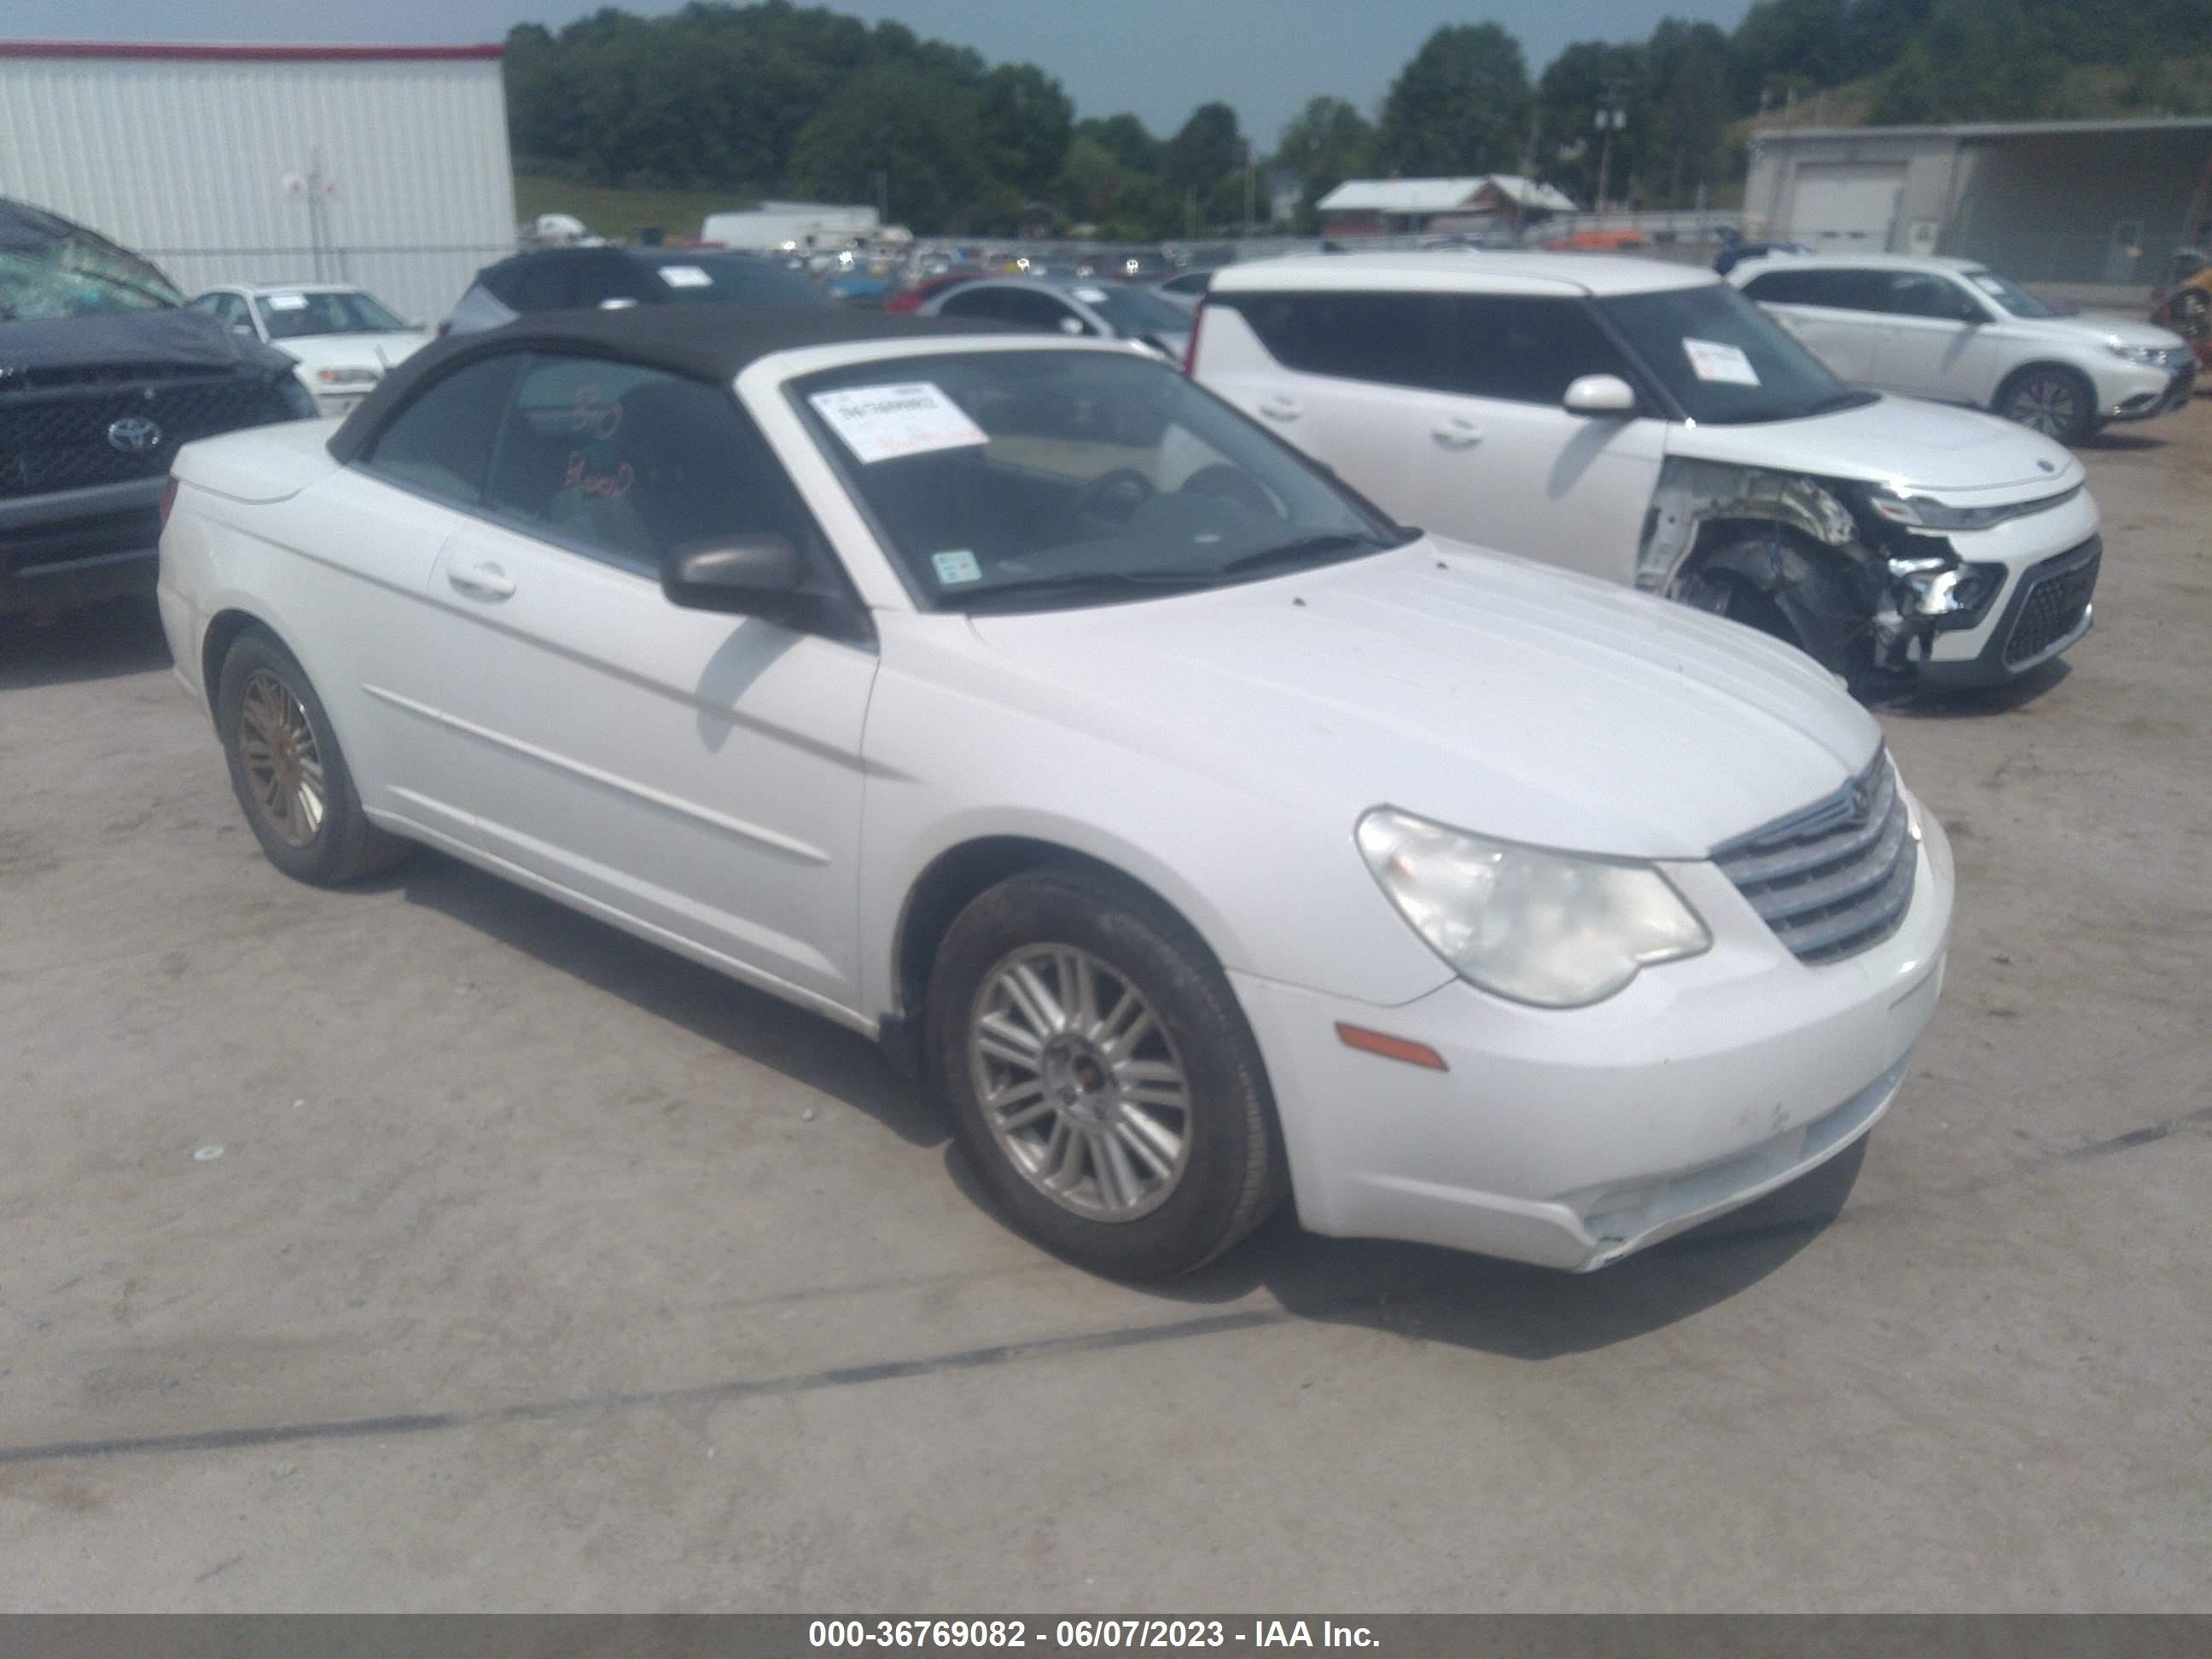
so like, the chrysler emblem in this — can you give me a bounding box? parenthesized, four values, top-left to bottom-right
(1849, 777, 1872, 818)
(107, 416, 163, 454)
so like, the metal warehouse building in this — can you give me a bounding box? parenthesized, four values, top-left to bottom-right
(0, 41, 517, 323)
(1746, 116, 2212, 290)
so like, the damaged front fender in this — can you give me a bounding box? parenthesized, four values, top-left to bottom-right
(1636, 458, 1860, 594)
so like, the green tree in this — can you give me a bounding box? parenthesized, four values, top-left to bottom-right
(1375, 24, 1533, 176)
(1164, 102, 1245, 201)
(789, 63, 982, 232)
(1078, 114, 1165, 175)
(1272, 96, 1374, 227)
(976, 63, 1074, 197)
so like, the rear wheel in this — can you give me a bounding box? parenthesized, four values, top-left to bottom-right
(927, 864, 1285, 1278)
(216, 631, 409, 886)
(1996, 364, 2094, 445)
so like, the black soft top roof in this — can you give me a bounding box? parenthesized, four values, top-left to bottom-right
(324, 305, 1010, 464)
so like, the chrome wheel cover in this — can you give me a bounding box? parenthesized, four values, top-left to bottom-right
(968, 944, 1192, 1221)
(236, 670, 326, 847)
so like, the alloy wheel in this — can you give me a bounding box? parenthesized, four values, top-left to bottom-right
(968, 945, 1192, 1221)
(236, 669, 326, 847)
(2004, 373, 2081, 439)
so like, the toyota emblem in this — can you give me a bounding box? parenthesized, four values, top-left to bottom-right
(107, 416, 163, 454)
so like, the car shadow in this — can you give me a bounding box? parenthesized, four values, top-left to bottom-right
(2078, 429, 2167, 452)
(379, 846, 1858, 1357)
(941, 1118, 1865, 1361)
(0, 597, 172, 690)
(1891, 656, 2071, 719)
(387, 848, 946, 1150)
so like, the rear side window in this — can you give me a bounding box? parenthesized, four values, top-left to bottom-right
(1442, 296, 1633, 405)
(482, 353, 823, 578)
(1225, 291, 1450, 389)
(940, 286, 1084, 332)
(1882, 272, 1988, 323)
(360, 353, 527, 505)
(1742, 267, 1885, 311)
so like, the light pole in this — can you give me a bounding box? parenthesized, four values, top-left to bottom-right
(1593, 106, 1627, 216)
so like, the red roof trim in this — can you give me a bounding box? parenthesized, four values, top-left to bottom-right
(0, 41, 504, 62)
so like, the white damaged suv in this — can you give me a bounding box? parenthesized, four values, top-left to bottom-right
(1194, 252, 2102, 696)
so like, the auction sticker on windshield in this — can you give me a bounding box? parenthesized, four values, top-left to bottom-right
(1683, 336, 1760, 385)
(265, 294, 308, 311)
(657, 265, 713, 288)
(809, 383, 989, 464)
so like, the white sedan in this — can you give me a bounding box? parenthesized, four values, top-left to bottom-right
(189, 282, 428, 419)
(157, 309, 1953, 1279)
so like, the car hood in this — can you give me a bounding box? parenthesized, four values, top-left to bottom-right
(2017, 311, 2186, 350)
(0, 306, 293, 378)
(963, 538, 1881, 860)
(271, 330, 429, 374)
(1667, 392, 2082, 496)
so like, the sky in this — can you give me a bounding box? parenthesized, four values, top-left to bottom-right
(10, 0, 1755, 148)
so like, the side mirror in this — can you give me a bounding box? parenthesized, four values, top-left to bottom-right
(1563, 374, 1638, 416)
(661, 535, 801, 614)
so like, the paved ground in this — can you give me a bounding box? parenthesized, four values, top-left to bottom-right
(3, 405, 2208, 1613)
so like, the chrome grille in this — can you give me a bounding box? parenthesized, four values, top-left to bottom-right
(1714, 750, 1917, 965)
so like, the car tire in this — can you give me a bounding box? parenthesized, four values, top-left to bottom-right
(1995, 364, 2095, 445)
(1676, 563, 1802, 652)
(926, 863, 1287, 1279)
(215, 629, 410, 886)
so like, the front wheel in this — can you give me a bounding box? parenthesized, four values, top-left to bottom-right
(927, 864, 1285, 1278)
(1996, 364, 2095, 445)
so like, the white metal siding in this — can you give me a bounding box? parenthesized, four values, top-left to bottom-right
(0, 55, 516, 323)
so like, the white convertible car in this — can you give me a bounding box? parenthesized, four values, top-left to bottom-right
(158, 308, 1953, 1279)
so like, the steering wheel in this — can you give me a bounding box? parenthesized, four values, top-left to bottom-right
(1178, 463, 1285, 520)
(1077, 468, 1157, 523)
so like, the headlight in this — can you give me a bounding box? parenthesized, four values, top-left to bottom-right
(2109, 342, 2169, 365)
(315, 366, 380, 385)
(1865, 486, 2066, 533)
(1355, 808, 1710, 1008)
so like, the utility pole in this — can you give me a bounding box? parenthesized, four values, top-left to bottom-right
(1243, 141, 1256, 241)
(875, 169, 888, 224)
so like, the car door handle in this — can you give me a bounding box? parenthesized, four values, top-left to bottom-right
(448, 557, 516, 600)
(1432, 418, 1484, 449)
(1257, 395, 1301, 421)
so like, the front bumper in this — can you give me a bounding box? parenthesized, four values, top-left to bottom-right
(1912, 486, 2102, 688)
(0, 476, 166, 614)
(2102, 361, 2195, 422)
(1230, 802, 1953, 1271)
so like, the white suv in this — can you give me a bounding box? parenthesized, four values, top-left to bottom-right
(1193, 252, 2103, 695)
(1730, 253, 2194, 445)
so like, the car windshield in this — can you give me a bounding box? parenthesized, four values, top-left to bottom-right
(644, 254, 827, 308)
(1071, 283, 1190, 338)
(0, 209, 182, 322)
(1598, 282, 1871, 425)
(793, 349, 1409, 613)
(1960, 267, 2061, 318)
(254, 289, 408, 339)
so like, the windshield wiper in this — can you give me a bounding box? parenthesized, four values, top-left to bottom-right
(1214, 526, 1417, 577)
(956, 568, 1220, 611)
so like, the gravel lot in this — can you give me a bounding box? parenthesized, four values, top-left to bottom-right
(2, 402, 2207, 1612)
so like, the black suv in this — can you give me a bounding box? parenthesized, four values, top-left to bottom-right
(440, 245, 827, 335)
(1, 199, 312, 615)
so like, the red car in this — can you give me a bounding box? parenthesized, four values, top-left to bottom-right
(884, 270, 987, 314)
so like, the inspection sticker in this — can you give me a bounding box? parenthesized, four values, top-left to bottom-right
(265, 293, 309, 311)
(809, 382, 989, 464)
(656, 265, 713, 288)
(931, 549, 982, 585)
(1683, 336, 1761, 385)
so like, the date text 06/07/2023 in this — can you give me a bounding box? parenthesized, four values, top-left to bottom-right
(806, 1620, 1381, 1650)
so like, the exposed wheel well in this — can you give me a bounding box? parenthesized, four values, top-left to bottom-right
(884, 836, 1205, 1073)
(199, 608, 272, 721)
